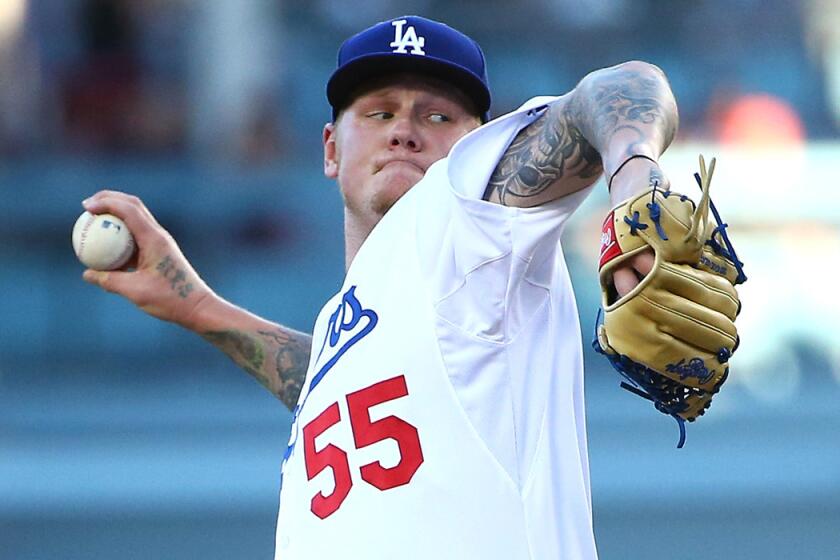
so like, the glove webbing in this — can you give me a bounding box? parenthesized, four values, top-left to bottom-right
(592, 308, 690, 448)
(690, 172, 747, 285)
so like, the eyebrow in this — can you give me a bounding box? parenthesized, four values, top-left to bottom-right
(357, 92, 462, 111)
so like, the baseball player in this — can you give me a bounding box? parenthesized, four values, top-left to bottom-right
(82, 14, 741, 560)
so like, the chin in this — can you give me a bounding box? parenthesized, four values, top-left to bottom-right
(371, 170, 422, 215)
(371, 189, 407, 216)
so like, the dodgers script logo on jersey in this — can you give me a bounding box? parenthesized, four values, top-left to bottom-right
(390, 19, 425, 55)
(281, 286, 378, 472)
(311, 285, 379, 390)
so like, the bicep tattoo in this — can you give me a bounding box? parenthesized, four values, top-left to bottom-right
(484, 104, 602, 205)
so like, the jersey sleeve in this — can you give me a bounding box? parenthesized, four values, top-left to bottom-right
(412, 97, 596, 487)
(415, 96, 595, 343)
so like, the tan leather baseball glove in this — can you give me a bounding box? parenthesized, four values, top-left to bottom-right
(594, 156, 746, 447)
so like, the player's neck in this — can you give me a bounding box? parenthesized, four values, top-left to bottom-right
(343, 208, 376, 270)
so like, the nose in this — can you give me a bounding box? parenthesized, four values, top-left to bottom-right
(388, 116, 421, 151)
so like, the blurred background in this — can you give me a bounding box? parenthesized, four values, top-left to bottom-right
(1, 0, 838, 558)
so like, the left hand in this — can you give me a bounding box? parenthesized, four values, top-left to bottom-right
(612, 247, 654, 297)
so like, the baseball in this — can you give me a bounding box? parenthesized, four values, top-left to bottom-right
(72, 211, 136, 270)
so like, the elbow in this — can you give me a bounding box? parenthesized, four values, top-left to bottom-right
(615, 60, 669, 80)
(620, 60, 678, 122)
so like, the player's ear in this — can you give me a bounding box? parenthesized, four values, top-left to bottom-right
(323, 122, 339, 179)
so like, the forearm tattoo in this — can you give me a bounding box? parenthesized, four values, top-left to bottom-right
(569, 66, 678, 162)
(202, 328, 312, 411)
(486, 64, 677, 205)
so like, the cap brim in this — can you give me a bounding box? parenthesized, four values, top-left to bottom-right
(327, 54, 490, 122)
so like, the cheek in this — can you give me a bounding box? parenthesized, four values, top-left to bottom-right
(337, 167, 363, 207)
(335, 146, 370, 208)
(427, 127, 473, 162)
(334, 139, 365, 185)
(448, 124, 477, 148)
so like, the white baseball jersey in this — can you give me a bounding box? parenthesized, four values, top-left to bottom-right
(275, 97, 598, 559)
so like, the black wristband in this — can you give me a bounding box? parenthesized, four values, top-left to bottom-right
(608, 154, 659, 191)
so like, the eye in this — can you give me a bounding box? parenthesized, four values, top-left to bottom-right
(367, 111, 393, 120)
(428, 113, 451, 123)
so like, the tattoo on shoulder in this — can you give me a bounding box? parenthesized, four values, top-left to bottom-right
(484, 103, 602, 205)
(202, 328, 312, 411)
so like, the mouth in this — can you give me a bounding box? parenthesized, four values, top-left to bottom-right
(375, 159, 425, 174)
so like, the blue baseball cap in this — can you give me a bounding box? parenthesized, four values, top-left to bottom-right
(327, 16, 491, 122)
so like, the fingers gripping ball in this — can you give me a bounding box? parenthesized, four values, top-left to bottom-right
(594, 156, 746, 447)
(72, 211, 136, 271)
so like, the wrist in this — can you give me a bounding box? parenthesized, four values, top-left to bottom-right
(608, 154, 658, 191)
(608, 156, 668, 207)
(176, 286, 224, 333)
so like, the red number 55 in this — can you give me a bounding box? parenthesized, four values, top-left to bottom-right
(302, 375, 424, 519)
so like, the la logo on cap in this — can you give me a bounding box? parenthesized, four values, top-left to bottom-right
(390, 19, 425, 55)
